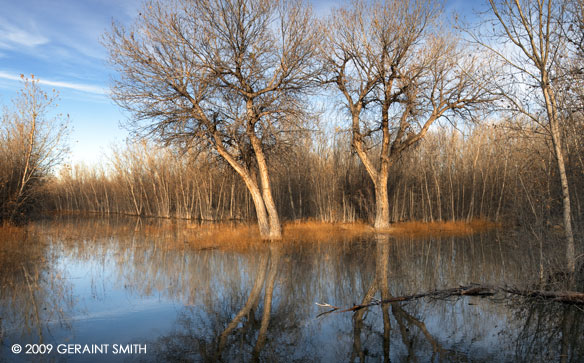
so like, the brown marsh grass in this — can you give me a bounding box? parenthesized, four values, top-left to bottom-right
(382, 219, 501, 237)
(282, 220, 373, 242)
(174, 219, 499, 250)
(280, 219, 499, 240)
(176, 223, 263, 252)
(140, 220, 373, 252)
(16, 218, 500, 255)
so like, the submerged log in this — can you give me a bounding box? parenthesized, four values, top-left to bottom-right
(316, 284, 584, 316)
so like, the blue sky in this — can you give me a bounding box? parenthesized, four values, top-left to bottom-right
(0, 0, 140, 166)
(0, 0, 484, 166)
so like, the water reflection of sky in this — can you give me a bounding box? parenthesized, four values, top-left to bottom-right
(1, 220, 582, 362)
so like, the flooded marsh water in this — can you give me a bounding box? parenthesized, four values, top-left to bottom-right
(0, 217, 583, 362)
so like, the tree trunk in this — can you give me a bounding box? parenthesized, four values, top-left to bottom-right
(543, 86, 576, 273)
(10, 107, 37, 222)
(352, 110, 392, 230)
(247, 183, 272, 238)
(551, 122, 576, 273)
(250, 133, 282, 239)
(214, 134, 272, 238)
(374, 178, 390, 229)
(246, 98, 282, 239)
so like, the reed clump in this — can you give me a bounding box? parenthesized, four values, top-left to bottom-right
(173, 223, 264, 252)
(383, 219, 500, 237)
(27, 217, 501, 255)
(148, 219, 501, 251)
(163, 220, 374, 250)
(282, 220, 373, 242)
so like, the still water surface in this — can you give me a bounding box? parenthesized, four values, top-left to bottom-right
(0, 217, 582, 362)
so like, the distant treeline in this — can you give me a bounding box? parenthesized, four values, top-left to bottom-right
(44, 120, 583, 227)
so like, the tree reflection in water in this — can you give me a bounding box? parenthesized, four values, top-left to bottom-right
(0, 226, 73, 346)
(351, 235, 459, 362)
(138, 230, 583, 362)
(144, 244, 282, 362)
(510, 301, 584, 362)
(1, 218, 582, 362)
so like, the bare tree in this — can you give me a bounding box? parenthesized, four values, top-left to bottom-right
(322, 0, 492, 229)
(104, 0, 320, 238)
(561, 0, 584, 125)
(470, 0, 578, 273)
(567, 0, 584, 61)
(0, 75, 69, 223)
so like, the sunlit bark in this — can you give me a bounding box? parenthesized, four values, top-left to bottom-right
(478, 0, 577, 272)
(104, 0, 321, 238)
(323, 0, 493, 229)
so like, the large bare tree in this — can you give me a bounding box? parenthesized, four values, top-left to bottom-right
(322, 0, 492, 229)
(104, 0, 320, 238)
(471, 0, 578, 272)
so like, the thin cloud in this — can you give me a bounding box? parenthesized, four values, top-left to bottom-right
(0, 22, 49, 49)
(0, 71, 107, 95)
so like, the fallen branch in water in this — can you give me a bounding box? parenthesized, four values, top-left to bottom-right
(500, 287, 584, 304)
(316, 284, 584, 316)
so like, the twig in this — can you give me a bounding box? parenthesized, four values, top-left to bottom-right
(22, 264, 43, 342)
(315, 302, 341, 317)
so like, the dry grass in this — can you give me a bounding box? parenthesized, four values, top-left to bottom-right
(23, 217, 501, 254)
(381, 219, 500, 237)
(282, 220, 373, 242)
(282, 219, 499, 241)
(165, 222, 265, 252)
(164, 220, 374, 250)
(142, 219, 502, 251)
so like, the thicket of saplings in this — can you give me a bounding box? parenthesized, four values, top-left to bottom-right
(42, 119, 583, 230)
(0, 78, 67, 224)
(1, 82, 582, 232)
(0, 132, 43, 223)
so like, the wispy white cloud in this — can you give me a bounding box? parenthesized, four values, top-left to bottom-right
(0, 0, 140, 62)
(0, 21, 49, 49)
(0, 71, 107, 95)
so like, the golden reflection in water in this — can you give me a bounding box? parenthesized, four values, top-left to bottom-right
(0, 216, 582, 361)
(0, 226, 73, 344)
